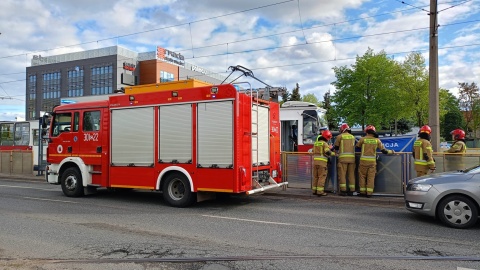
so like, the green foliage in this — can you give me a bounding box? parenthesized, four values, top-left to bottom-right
(280, 90, 291, 105)
(439, 88, 462, 138)
(439, 88, 460, 119)
(331, 48, 399, 129)
(394, 52, 429, 127)
(302, 93, 320, 106)
(458, 82, 480, 134)
(442, 110, 465, 140)
(388, 118, 414, 135)
(290, 83, 301, 101)
(322, 90, 339, 130)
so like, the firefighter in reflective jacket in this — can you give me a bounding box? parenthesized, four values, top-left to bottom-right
(413, 125, 436, 177)
(355, 125, 394, 198)
(334, 123, 356, 196)
(312, 130, 335, 196)
(446, 129, 467, 153)
(444, 128, 467, 172)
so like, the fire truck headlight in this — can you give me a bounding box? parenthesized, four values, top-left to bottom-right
(272, 170, 278, 178)
(172, 91, 178, 97)
(129, 95, 135, 101)
(211, 87, 218, 94)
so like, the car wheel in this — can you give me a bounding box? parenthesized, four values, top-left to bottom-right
(61, 167, 84, 197)
(162, 173, 196, 207)
(437, 195, 478, 229)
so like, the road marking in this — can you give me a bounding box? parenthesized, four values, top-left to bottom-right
(22, 197, 78, 204)
(0, 184, 56, 191)
(202, 215, 470, 245)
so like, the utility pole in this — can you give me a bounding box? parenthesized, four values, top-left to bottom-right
(429, 0, 440, 151)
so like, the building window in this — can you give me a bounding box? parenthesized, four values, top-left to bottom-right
(28, 75, 36, 100)
(42, 71, 61, 99)
(160, 71, 174, 83)
(68, 67, 84, 97)
(91, 64, 113, 95)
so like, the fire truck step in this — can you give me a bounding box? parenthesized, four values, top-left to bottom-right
(89, 171, 102, 174)
(87, 184, 101, 187)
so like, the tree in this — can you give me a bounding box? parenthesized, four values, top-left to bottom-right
(383, 118, 413, 135)
(394, 52, 429, 127)
(439, 88, 462, 139)
(322, 90, 338, 130)
(302, 93, 320, 106)
(280, 90, 291, 105)
(443, 111, 465, 140)
(458, 82, 480, 136)
(290, 83, 301, 101)
(331, 48, 399, 130)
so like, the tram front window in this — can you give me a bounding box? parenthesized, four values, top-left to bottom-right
(303, 111, 319, 144)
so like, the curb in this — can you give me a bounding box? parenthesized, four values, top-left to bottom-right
(263, 188, 405, 208)
(0, 173, 405, 207)
(0, 173, 45, 181)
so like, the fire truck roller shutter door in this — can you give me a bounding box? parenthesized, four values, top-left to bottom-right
(197, 101, 233, 168)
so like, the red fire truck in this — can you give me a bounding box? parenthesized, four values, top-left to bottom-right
(45, 83, 286, 207)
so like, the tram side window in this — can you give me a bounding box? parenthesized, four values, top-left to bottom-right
(52, 113, 72, 137)
(83, 111, 100, 131)
(14, 122, 30, 146)
(0, 123, 14, 146)
(33, 129, 39, 146)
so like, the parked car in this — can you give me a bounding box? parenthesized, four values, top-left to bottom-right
(405, 165, 480, 229)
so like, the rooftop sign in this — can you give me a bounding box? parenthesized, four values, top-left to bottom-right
(156, 46, 185, 67)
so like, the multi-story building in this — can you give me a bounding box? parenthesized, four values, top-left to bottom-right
(25, 46, 225, 120)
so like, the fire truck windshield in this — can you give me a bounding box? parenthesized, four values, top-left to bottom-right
(52, 113, 72, 137)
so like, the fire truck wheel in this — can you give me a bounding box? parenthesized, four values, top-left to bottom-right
(61, 167, 84, 197)
(162, 173, 196, 207)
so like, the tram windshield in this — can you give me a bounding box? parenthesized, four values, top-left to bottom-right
(302, 109, 328, 144)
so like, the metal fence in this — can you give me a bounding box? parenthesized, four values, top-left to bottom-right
(282, 151, 480, 196)
(0, 150, 33, 175)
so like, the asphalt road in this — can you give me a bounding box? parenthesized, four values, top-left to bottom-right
(0, 176, 479, 270)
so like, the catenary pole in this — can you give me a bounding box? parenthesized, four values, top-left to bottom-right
(429, 0, 440, 151)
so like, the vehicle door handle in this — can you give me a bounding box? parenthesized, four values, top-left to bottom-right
(67, 146, 72, 153)
(96, 146, 102, 153)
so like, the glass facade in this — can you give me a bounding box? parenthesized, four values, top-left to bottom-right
(160, 71, 174, 83)
(91, 65, 113, 95)
(67, 67, 84, 97)
(28, 75, 36, 100)
(28, 75, 36, 119)
(42, 72, 61, 99)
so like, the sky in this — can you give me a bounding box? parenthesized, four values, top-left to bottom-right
(0, 0, 479, 121)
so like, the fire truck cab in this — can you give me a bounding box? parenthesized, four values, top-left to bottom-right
(46, 84, 286, 207)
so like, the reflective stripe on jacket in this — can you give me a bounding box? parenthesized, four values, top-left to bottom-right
(313, 140, 329, 163)
(334, 133, 355, 163)
(355, 134, 387, 165)
(413, 139, 435, 168)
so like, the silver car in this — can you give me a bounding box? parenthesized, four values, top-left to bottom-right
(405, 165, 480, 229)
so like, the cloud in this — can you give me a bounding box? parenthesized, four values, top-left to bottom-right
(0, 0, 479, 119)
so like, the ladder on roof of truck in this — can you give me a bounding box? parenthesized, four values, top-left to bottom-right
(223, 65, 287, 194)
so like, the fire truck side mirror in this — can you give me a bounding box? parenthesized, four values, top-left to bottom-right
(41, 114, 49, 129)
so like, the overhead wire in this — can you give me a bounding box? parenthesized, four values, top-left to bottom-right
(0, 0, 295, 60)
(4, 42, 480, 85)
(0, 0, 473, 63)
(0, 1, 446, 60)
(0, 1, 477, 86)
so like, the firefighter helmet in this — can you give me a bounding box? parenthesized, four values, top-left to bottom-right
(451, 129, 465, 140)
(339, 123, 350, 133)
(365, 125, 376, 133)
(419, 125, 432, 134)
(321, 130, 333, 141)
